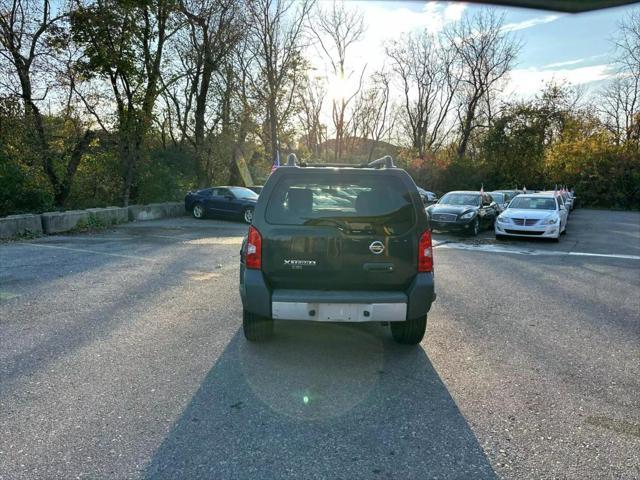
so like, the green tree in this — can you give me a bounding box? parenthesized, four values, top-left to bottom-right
(70, 0, 178, 206)
(480, 83, 578, 189)
(0, 0, 95, 206)
(545, 115, 640, 209)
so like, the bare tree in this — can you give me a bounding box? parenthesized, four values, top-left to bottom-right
(297, 73, 326, 159)
(311, 1, 365, 161)
(600, 9, 639, 144)
(444, 10, 521, 159)
(244, 0, 313, 165)
(171, 0, 244, 183)
(386, 30, 459, 158)
(348, 71, 395, 160)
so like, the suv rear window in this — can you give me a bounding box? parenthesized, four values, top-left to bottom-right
(266, 174, 416, 235)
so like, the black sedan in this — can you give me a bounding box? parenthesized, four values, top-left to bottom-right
(184, 186, 258, 223)
(426, 191, 499, 236)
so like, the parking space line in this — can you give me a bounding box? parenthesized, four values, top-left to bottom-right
(0, 291, 20, 302)
(566, 251, 640, 260)
(141, 234, 191, 240)
(435, 242, 640, 260)
(20, 243, 156, 262)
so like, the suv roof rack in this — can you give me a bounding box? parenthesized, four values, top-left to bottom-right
(287, 154, 396, 169)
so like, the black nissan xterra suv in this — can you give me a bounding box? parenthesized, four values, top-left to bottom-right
(239, 155, 435, 345)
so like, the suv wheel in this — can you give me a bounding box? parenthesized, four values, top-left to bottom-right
(192, 203, 204, 219)
(390, 316, 427, 345)
(243, 309, 273, 341)
(243, 207, 254, 224)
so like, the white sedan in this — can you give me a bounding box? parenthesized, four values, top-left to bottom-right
(495, 193, 568, 242)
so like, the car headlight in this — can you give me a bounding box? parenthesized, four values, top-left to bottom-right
(497, 216, 510, 224)
(460, 211, 476, 220)
(542, 216, 559, 225)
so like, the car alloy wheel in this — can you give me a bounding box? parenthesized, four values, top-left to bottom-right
(243, 207, 254, 224)
(192, 204, 204, 219)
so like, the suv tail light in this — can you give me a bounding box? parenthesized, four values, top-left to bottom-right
(418, 230, 433, 272)
(245, 226, 262, 270)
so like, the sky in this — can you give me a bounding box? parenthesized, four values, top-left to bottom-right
(313, 0, 637, 100)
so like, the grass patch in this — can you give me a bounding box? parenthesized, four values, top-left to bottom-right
(0, 229, 42, 243)
(73, 214, 108, 233)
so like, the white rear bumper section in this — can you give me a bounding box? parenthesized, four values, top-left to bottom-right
(272, 302, 407, 322)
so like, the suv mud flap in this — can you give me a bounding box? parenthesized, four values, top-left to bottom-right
(406, 272, 435, 319)
(240, 268, 271, 318)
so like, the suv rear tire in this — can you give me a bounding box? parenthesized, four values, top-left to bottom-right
(243, 309, 273, 341)
(390, 316, 427, 345)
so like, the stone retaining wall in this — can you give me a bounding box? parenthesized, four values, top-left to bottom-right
(1, 201, 186, 239)
(0, 214, 43, 239)
(41, 210, 89, 234)
(127, 202, 185, 221)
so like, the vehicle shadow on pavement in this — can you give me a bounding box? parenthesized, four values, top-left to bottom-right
(144, 322, 496, 480)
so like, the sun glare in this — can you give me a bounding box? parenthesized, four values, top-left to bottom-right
(327, 74, 350, 102)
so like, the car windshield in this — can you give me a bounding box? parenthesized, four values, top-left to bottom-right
(229, 187, 258, 200)
(509, 196, 557, 210)
(439, 193, 480, 206)
(266, 175, 415, 235)
(491, 193, 504, 203)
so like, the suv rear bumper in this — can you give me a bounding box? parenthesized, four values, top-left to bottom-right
(240, 269, 435, 321)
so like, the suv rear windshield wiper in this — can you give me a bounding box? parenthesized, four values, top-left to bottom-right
(302, 217, 350, 232)
(302, 217, 379, 235)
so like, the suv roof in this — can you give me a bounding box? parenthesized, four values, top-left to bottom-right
(284, 154, 397, 170)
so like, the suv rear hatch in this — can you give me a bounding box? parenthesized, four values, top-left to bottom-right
(260, 171, 420, 290)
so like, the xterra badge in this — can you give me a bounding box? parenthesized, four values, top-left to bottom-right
(284, 259, 317, 266)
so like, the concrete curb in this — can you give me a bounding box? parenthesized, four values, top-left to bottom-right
(41, 210, 90, 234)
(86, 207, 128, 225)
(128, 202, 185, 221)
(2, 201, 186, 237)
(0, 214, 43, 239)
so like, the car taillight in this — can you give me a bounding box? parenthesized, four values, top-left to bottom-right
(418, 230, 433, 272)
(245, 226, 262, 270)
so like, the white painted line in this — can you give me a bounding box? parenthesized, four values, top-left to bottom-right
(142, 234, 190, 240)
(21, 243, 156, 262)
(567, 251, 640, 260)
(435, 242, 640, 260)
(0, 291, 20, 301)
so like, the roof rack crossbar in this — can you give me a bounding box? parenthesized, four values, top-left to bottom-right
(296, 155, 396, 169)
(368, 155, 395, 168)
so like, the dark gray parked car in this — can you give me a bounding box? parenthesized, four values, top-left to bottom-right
(239, 155, 436, 344)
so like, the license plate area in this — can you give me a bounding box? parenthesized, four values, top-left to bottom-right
(272, 302, 407, 322)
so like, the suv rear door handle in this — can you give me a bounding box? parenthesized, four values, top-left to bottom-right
(363, 263, 394, 272)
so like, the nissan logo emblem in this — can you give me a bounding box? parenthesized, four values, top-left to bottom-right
(369, 241, 385, 255)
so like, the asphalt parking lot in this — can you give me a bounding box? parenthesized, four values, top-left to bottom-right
(1, 209, 639, 479)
